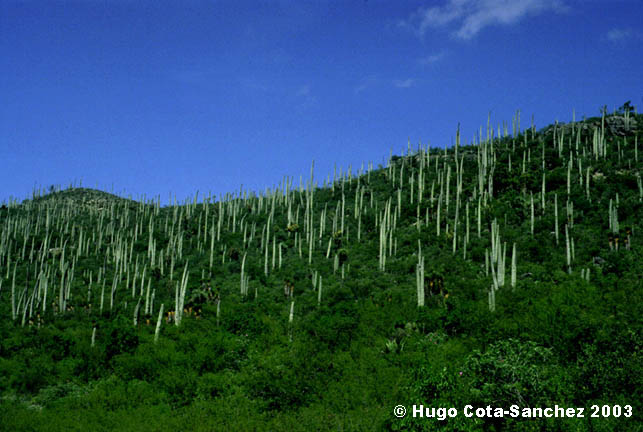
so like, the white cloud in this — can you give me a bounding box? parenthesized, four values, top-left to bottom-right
(393, 78, 415, 88)
(400, 0, 567, 40)
(419, 52, 445, 65)
(606, 28, 632, 43)
(354, 75, 379, 94)
(295, 84, 316, 109)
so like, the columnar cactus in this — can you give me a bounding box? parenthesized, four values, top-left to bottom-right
(416, 251, 425, 307)
(154, 303, 164, 343)
(511, 243, 517, 289)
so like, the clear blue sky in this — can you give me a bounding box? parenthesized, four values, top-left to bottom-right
(2, 0, 642, 205)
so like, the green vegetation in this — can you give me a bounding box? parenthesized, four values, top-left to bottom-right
(0, 106, 641, 431)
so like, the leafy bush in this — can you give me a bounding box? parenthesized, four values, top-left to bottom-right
(464, 338, 563, 407)
(104, 317, 139, 364)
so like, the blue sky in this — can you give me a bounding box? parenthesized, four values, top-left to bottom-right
(2, 0, 642, 205)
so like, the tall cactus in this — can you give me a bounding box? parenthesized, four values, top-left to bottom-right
(154, 304, 164, 343)
(416, 248, 425, 307)
(511, 243, 517, 290)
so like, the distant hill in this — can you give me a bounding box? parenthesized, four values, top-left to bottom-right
(21, 187, 149, 211)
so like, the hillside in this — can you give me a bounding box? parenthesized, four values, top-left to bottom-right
(0, 106, 641, 431)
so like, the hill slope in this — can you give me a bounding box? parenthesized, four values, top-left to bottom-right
(0, 107, 641, 431)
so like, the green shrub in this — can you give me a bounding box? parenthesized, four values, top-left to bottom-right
(464, 338, 563, 407)
(104, 317, 139, 364)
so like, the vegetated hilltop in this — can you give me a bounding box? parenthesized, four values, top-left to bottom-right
(0, 105, 641, 431)
(24, 186, 147, 210)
